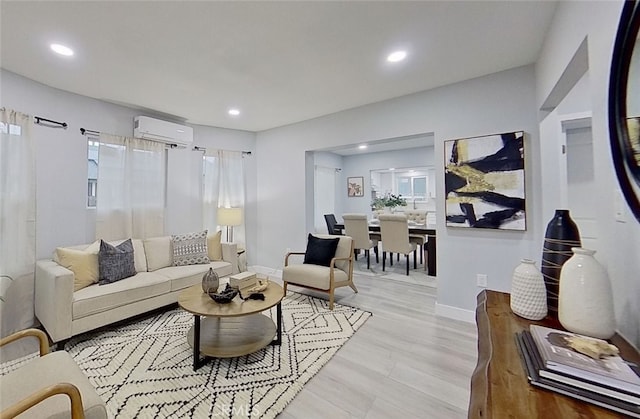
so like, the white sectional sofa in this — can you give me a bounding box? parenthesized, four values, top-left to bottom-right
(35, 235, 238, 344)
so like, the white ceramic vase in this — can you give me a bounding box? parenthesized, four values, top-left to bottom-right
(558, 248, 615, 339)
(510, 259, 548, 320)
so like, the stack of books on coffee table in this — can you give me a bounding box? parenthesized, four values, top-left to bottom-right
(516, 324, 640, 417)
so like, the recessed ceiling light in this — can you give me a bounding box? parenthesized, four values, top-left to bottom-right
(359, 145, 368, 150)
(389, 168, 396, 171)
(228, 109, 240, 116)
(50, 43, 74, 56)
(387, 50, 407, 63)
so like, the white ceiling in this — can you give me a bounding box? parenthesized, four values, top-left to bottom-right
(1, 1, 557, 132)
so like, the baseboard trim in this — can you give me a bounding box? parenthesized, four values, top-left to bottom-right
(435, 302, 475, 324)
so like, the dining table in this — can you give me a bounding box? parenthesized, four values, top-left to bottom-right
(334, 222, 436, 276)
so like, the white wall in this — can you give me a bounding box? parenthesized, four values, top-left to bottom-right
(256, 65, 542, 320)
(0, 70, 257, 261)
(536, 0, 639, 346)
(340, 146, 435, 215)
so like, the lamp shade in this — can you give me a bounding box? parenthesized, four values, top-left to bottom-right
(218, 207, 242, 226)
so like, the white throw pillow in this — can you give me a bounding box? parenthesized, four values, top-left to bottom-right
(143, 236, 173, 271)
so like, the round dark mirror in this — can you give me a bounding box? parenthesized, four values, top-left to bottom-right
(610, 0, 640, 223)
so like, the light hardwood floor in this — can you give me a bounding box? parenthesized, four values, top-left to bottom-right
(274, 264, 478, 419)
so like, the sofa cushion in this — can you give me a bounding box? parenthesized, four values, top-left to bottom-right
(143, 236, 173, 271)
(207, 230, 223, 261)
(171, 230, 210, 266)
(283, 263, 349, 290)
(98, 239, 136, 285)
(55, 241, 100, 291)
(155, 261, 233, 292)
(73, 272, 170, 319)
(303, 234, 339, 267)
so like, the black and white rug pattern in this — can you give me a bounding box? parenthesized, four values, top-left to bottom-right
(63, 292, 371, 418)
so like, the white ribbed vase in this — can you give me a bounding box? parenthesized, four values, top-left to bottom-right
(558, 248, 615, 339)
(510, 259, 548, 320)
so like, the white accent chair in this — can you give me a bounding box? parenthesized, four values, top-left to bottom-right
(282, 234, 356, 310)
(342, 213, 379, 269)
(405, 209, 428, 268)
(379, 214, 418, 275)
(0, 328, 107, 419)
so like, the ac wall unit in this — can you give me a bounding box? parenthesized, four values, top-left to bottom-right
(133, 116, 193, 146)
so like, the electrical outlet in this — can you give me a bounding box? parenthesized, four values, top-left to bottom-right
(477, 274, 488, 287)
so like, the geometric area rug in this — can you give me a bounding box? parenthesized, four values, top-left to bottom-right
(58, 292, 371, 418)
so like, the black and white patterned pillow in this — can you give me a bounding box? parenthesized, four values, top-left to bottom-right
(98, 239, 136, 284)
(172, 230, 210, 266)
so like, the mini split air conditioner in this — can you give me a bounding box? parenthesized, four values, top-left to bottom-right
(133, 116, 193, 147)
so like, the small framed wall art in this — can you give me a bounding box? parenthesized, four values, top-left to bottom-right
(444, 131, 526, 230)
(347, 176, 364, 197)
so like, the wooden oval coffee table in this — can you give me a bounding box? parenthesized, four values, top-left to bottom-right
(178, 281, 284, 370)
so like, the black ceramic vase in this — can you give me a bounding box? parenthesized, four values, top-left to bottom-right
(541, 209, 581, 317)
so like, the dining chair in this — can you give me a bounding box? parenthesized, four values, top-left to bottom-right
(378, 214, 417, 275)
(405, 209, 428, 268)
(323, 214, 343, 235)
(342, 213, 379, 269)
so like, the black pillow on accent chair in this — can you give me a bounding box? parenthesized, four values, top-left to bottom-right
(303, 234, 340, 267)
(98, 239, 136, 284)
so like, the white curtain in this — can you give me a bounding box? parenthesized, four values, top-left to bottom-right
(202, 150, 246, 244)
(95, 133, 166, 240)
(314, 165, 337, 233)
(0, 107, 36, 341)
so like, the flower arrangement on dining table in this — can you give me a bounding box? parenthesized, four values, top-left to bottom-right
(370, 193, 407, 211)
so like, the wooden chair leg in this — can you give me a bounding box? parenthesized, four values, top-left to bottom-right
(382, 251, 386, 271)
(374, 245, 379, 263)
(420, 244, 423, 264)
(366, 249, 370, 269)
(283, 282, 288, 294)
(390, 253, 393, 266)
(414, 250, 417, 269)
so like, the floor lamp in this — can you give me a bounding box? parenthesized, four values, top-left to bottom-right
(218, 207, 242, 243)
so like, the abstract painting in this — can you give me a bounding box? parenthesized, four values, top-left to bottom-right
(347, 176, 364, 197)
(444, 131, 526, 230)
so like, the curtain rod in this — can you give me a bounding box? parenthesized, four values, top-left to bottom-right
(192, 146, 252, 156)
(80, 128, 100, 135)
(35, 116, 67, 129)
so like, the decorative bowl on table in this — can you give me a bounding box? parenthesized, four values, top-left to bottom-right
(207, 284, 239, 304)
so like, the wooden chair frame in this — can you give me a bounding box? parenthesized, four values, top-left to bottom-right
(0, 329, 86, 419)
(283, 239, 356, 310)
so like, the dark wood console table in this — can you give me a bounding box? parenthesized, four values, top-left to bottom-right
(469, 290, 640, 418)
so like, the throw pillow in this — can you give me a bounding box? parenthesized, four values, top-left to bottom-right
(207, 230, 223, 261)
(143, 236, 173, 271)
(98, 239, 136, 285)
(303, 234, 340, 267)
(56, 244, 100, 291)
(172, 230, 210, 266)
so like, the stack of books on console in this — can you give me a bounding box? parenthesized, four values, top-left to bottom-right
(515, 324, 640, 417)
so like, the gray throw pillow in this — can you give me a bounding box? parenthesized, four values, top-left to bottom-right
(98, 239, 136, 285)
(172, 230, 210, 266)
